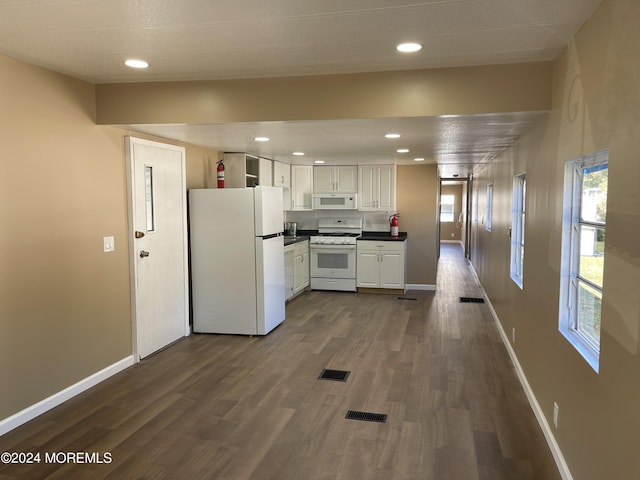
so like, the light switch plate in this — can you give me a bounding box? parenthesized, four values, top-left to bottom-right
(103, 236, 115, 253)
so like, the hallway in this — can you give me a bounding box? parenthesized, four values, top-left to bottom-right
(0, 243, 560, 479)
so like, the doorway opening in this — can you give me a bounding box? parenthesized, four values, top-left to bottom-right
(438, 178, 471, 260)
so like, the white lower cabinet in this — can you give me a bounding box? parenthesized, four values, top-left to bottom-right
(356, 240, 406, 289)
(294, 242, 310, 294)
(285, 240, 309, 300)
(285, 246, 295, 299)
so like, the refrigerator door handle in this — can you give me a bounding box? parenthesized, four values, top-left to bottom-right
(261, 232, 283, 240)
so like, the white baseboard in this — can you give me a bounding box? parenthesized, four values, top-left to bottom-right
(468, 267, 573, 480)
(441, 240, 463, 244)
(406, 284, 436, 291)
(0, 355, 134, 437)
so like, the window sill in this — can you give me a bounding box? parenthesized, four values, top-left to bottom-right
(559, 326, 600, 373)
(510, 274, 523, 290)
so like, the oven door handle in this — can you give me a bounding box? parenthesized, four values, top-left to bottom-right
(310, 244, 356, 251)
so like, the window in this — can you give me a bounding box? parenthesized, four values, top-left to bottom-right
(473, 185, 479, 224)
(440, 194, 455, 222)
(485, 184, 493, 231)
(144, 165, 155, 232)
(510, 173, 526, 288)
(559, 150, 608, 372)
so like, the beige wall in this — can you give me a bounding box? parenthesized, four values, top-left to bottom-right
(439, 184, 463, 241)
(95, 62, 552, 125)
(5, 3, 639, 475)
(0, 54, 218, 421)
(470, 0, 640, 478)
(397, 165, 438, 286)
(0, 54, 132, 419)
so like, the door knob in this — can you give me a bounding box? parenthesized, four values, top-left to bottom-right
(139, 250, 150, 258)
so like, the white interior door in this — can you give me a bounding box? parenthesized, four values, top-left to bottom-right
(126, 137, 189, 360)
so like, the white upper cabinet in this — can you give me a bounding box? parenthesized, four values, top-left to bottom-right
(288, 165, 313, 211)
(358, 165, 396, 211)
(273, 161, 290, 188)
(313, 165, 357, 193)
(259, 157, 273, 186)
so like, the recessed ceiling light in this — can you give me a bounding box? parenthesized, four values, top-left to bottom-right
(396, 42, 423, 53)
(125, 59, 149, 69)
(414, 158, 425, 162)
(385, 133, 401, 139)
(396, 148, 410, 153)
(254, 137, 270, 142)
(315, 160, 325, 164)
(293, 152, 305, 156)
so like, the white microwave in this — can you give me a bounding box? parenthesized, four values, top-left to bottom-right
(312, 193, 358, 210)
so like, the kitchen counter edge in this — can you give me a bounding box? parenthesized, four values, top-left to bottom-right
(284, 235, 310, 246)
(358, 232, 408, 242)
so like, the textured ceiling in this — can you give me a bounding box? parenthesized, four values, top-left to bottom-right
(0, 0, 603, 83)
(0, 0, 603, 174)
(132, 113, 546, 176)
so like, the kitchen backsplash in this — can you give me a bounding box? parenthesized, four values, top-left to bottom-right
(284, 210, 395, 232)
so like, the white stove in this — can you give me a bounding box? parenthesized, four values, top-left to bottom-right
(309, 232, 360, 246)
(310, 218, 362, 292)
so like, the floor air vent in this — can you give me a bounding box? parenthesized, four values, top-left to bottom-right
(460, 297, 485, 303)
(345, 410, 387, 423)
(398, 296, 418, 301)
(318, 369, 350, 382)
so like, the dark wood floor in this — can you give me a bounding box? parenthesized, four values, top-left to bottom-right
(0, 243, 561, 480)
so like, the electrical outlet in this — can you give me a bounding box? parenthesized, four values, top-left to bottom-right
(512, 327, 516, 343)
(553, 402, 559, 428)
(450, 233, 455, 238)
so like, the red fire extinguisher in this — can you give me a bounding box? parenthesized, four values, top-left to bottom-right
(390, 214, 399, 237)
(217, 160, 225, 188)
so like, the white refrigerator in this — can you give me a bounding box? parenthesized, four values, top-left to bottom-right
(189, 186, 286, 335)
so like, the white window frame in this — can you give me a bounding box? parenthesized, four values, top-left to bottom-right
(472, 185, 479, 224)
(559, 149, 608, 373)
(510, 173, 526, 289)
(440, 194, 455, 222)
(485, 184, 493, 232)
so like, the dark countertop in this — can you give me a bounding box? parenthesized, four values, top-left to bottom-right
(359, 231, 408, 242)
(284, 235, 310, 246)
